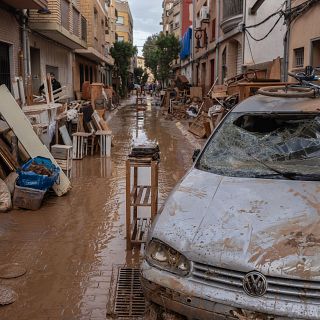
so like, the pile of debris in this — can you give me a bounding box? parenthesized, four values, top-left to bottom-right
(161, 57, 285, 139)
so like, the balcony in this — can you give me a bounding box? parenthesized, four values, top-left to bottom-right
(29, 1, 87, 49)
(2, 0, 48, 9)
(220, 0, 243, 33)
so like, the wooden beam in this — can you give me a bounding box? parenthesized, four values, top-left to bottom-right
(0, 85, 71, 196)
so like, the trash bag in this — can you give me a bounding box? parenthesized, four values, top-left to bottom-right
(0, 179, 12, 212)
(17, 157, 60, 191)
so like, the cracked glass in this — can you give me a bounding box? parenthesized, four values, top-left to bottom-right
(197, 112, 320, 180)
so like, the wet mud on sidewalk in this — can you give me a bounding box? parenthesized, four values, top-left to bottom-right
(0, 99, 195, 320)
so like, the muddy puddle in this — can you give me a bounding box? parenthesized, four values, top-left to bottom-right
(0, 97, 195, 320)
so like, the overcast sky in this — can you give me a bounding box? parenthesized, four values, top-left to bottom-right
(127, 0, 163, 55)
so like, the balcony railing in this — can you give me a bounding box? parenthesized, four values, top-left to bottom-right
(81, 15, 87, 42)
(223, 0, 243, 20)
(73, 7, 80, 37)
(220, 0, 243, 33)
(61, 0, 70, 30)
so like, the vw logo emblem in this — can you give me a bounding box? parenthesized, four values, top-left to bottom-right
(243, 271, 267, 297)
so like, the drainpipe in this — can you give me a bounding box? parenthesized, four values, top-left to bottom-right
(21, 9, 30, 82)
(242, 0, 246, 71)
(215, 0, 220, 84)
(191, 0, 195, 85)
(283, 0, 291, 82)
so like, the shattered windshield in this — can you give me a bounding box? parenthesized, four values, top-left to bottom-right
(197, 112, 320, 180)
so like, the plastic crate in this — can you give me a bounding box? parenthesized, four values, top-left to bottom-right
(13, 185, 46, 211)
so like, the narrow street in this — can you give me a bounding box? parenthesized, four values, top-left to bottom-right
(0, 97, 195, 320)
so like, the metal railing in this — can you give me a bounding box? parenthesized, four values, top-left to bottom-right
(81, 15, 87, 42)
(72, 7, 80, 37)
(61, 0, 70, 30)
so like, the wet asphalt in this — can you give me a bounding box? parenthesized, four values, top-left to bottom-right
(0, 96, 196, 319)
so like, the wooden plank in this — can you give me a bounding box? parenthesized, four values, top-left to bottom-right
(126, 159, 132, 250)
(59, 125, 72, 146)
(143, 186, 151, 205)
(0, 85, 71, 196)
(130, 186, 137, 204)
(0, 138, 19, 169)
(135, 185, 144, 206)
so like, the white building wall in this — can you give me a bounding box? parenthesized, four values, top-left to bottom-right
(30, 33, 74, 98)
(244, 0, 285, 66)
(180, 63, 192, 83)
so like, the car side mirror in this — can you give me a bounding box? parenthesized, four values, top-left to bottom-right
(192, 149, 200, 162)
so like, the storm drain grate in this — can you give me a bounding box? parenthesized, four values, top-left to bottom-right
(114, 267, 145, 318)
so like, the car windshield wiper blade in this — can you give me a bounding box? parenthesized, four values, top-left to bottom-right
(243, 150, 295, 180)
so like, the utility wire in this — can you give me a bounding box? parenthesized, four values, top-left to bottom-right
(245, 13, 284, 42)
(245, 31, 256, 66)
(245, 9, 283, 29)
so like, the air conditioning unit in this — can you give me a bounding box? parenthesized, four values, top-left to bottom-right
(195, 18, 201, 30)
(200, 6, 210, 22)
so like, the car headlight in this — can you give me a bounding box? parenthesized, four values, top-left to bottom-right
(145, 239, 190, 276)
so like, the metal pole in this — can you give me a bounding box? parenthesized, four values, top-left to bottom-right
(283, 0, 291, 82)
(191, 0, 196, 85)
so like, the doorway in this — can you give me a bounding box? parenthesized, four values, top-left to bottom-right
(0, 42, 11, 91)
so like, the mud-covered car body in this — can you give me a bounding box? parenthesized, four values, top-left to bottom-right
(141, 94, 320, 319)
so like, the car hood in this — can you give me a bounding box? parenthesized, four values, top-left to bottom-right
(152, 168, 320, 280)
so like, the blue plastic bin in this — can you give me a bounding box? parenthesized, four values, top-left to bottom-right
(17, 156, 60, 191)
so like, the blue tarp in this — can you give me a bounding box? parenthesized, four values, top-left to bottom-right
(180, 27, 192, 60)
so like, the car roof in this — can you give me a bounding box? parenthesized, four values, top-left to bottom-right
(232, 94, 320, 113)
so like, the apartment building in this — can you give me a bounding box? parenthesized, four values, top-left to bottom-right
(28, 0, 87, 97)
(115, 0, 133, 43)
(74, 0, 114, 92)
(193, 0, 215, 92)
(0, 0, 48, 91)
(289, 1, 320, 73)
(179, 0, 193, 82)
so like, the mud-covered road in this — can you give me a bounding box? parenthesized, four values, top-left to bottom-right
(0, 97, 197, 319)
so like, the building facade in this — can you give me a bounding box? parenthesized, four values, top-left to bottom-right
(288, 1, 320, 74)
(0, 0, 115, 100)
(115, 0, 133, 43)
(0, 0, 48, 91)
(162, 0, 288, 93)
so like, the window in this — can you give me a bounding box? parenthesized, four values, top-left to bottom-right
(94, 9, 98, 39)
(116, 16, 124, 24)
(174, 14, 180, 29)
(222, 48, 227, 80)
(294, 47, 304, 68)
(211, 18, 216, 42)
(311, 40, 320, 67)
(117, 36, 124, 42)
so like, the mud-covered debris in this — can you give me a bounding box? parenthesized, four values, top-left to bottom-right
(0, 263, 27, 279)
(0, 286, 17, 305)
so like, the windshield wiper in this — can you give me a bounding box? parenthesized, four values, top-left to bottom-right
(243, 150, 295, 180)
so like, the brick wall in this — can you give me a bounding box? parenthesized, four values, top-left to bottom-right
(0, 8, 21, 78)
(80, 0, 106, 54)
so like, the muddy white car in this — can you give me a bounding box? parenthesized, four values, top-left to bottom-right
(141, 93, 320, 319)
